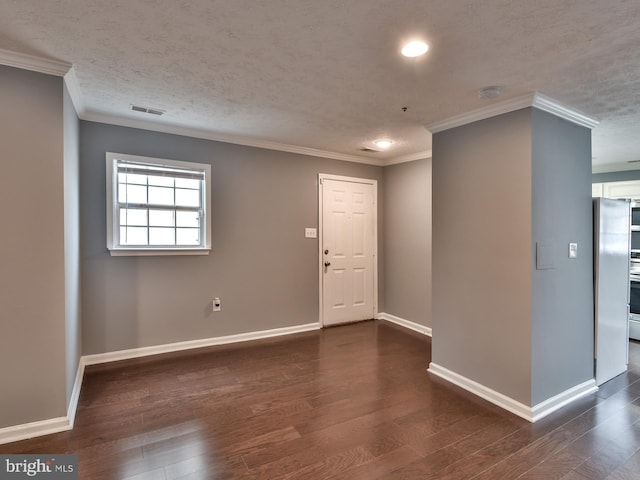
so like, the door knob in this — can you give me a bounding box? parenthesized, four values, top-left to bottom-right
(324, 261, 331, 267)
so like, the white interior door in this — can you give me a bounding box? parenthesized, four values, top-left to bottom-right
(320, 176, 376, 326)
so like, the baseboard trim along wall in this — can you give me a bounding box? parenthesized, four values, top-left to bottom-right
(82, 322, 321, 366)
(529, 379, 598, 422)
(67, 359, 86, 427)
(428, 362, 533, 420)
(428, 362, 598, 423)
(377, 312, 432, 337)
(0, 322, 321, 445)
(0, 417, 72, 446)
(0, 358, 87, 445)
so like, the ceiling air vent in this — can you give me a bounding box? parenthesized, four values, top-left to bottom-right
(359, 148, 380, 153)
(130, 104, 165, 116)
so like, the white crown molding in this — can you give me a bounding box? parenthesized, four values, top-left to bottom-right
(83, 109, 435, 168)
(426, 92, 599, 134)
(532, 92, 599, 129)
(81, 111, 385, 166)
(428, 362, 598, 423)
(0, 48, 71, 77)
(376, 312, 432, 337)
(63, 67, 85, 116)
(426, 93, 535, 134)
(383, 150, 433, 166)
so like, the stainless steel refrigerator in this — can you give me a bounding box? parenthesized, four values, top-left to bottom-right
(594, 197, 631, 386)
(629, 202, 640, 341)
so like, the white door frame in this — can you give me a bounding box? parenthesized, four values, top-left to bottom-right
(318, 173, 378, 327)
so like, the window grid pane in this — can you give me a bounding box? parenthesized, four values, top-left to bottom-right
(149, 227, 176, 246)
(149, 210, 175, 227)
(121, 184, 148, 204)
(176, 211, 200, 228)
(148, 175, 174, 187)
(119, 173, 147, 185)
(120, 226, 148, 245)
(176, 228, 200, 245)
(175, 188, 200, 207)
(175, 178, 200, 189)
(120, 208, 148, 226)
(148, 186, 175, 206)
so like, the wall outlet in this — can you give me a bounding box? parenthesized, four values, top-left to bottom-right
(213, 297, 221, 312)
(305, 228, 317, 238)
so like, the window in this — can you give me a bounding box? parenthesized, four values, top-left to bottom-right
(106, 152, 211, 256)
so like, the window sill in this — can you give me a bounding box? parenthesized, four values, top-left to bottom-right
(108, 248, 211, 257)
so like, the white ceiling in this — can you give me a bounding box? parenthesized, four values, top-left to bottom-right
(1, 1, 639, 169)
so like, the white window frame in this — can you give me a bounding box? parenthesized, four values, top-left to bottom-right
(106, 152, 212, 256)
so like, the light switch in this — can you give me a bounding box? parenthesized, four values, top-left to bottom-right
(305, 228, 317, 238)
(569, 242, 578, 259)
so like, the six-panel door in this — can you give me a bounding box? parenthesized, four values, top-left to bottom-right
(322, 178, 375, 326)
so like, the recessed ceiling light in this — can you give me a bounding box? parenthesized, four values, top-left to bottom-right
(401, 41, 429, 58)
(374, 139, 394, 149)
(478, 86, 502, 100)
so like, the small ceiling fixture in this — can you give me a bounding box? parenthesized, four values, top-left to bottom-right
(374, 139, 394, 149)
(478, 86, 502, 100)
(401, 40, 429, 57)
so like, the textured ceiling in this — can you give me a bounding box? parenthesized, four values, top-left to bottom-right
(1, 1, 639, 168)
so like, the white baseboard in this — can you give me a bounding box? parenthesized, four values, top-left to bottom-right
(0, 322, 321, 445)
(83, 322, 321, 366)
(428, 362, 598, 423)
(66, 359, 85, 427)
(1, 359, 86, 445)
(428, 362, 533, 421)
(377, 312, 432, 337)
(0, 417, 71, 446)
(530, 379, 598, 422)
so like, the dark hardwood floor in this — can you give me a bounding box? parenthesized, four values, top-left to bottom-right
(2, 320, 640, 479)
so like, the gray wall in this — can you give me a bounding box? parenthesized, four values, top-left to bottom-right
(80, 122, 384, 355)
(382, 158, 432, 327)
(593, 170, 640, 183)
(0, 66, 67, 427)
(530, 109, 594, 405)
(432, 109, 533, 405)
(63, 83, 81, 409)
(432, 107, 595, 407)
